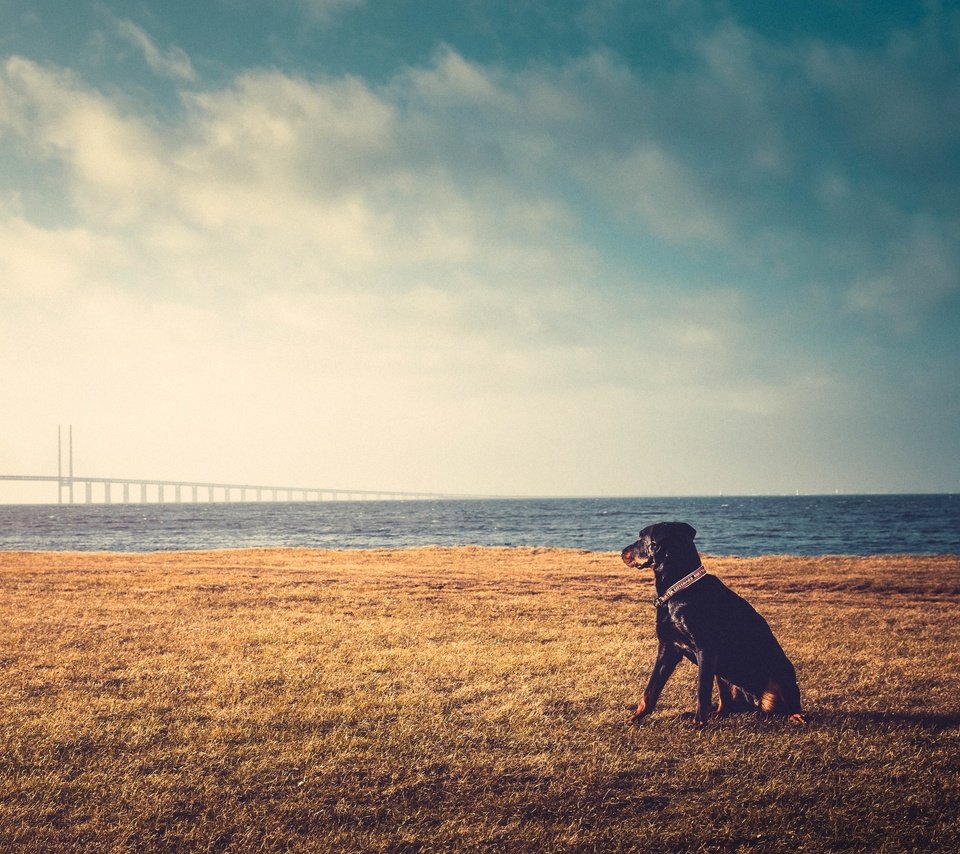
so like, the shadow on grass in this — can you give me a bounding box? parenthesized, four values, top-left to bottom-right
(630, 708, 960, 733)
(814, 709, 960, 732)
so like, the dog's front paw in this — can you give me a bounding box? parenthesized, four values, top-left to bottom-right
(625, 700, 650, 724)
(692, 707, 710, 727)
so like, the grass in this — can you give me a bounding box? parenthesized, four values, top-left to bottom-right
(1, 547, 958, 852)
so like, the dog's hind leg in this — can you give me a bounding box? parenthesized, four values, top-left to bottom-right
(714, 677, 734, 717)
(714, 678, 757, 717)
(760, 680, 784, 712)
(782, 678, 806, 725)
(761, 678, 807, 724)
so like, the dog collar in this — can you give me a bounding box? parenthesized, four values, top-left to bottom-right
(653, 566, 707, 608)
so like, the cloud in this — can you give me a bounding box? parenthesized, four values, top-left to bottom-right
(575, 143, 730, 243)
(801, 28, 960, 171)
(115, 19, 196, 81)
(0, 51, 613, 398)
(1, 14, 958, 494)
(0, 43, 904, 379)
(0, 207, 119, 299)
(292, 0, 365, 24)
(0, 57, 167, 224)
(848, 216, 960, 333)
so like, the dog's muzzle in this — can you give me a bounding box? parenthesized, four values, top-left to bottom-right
(621, 544, 654, 569)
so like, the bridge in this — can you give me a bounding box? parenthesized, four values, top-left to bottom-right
(0, 427, 480, 504)
(0, 474, 473, 504)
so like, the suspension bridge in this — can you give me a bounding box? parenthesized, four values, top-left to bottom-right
(0, 427, 482, 504)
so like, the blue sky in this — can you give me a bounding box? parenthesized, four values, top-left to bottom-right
(1, 0, 958, 499)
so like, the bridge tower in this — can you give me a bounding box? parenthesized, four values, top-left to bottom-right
(58, 425, 74, 504)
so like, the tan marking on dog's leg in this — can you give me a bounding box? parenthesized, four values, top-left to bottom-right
(761, 680, 783, 713)
(714, 676, 733, 717)
(626, 696, 649, 724)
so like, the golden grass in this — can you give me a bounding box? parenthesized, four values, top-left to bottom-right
(1, 547, 958, 852)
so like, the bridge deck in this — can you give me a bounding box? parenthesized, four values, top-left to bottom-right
(0, 475, 484, 503)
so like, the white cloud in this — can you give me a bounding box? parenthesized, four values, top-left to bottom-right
(115, 19, 196, 81)
(0, 207, 121, 298)
(0, 45, 826, 395)
(402, 47, 505, 106)
(0, 57, 167, 224)
(575, 144, 730, 244)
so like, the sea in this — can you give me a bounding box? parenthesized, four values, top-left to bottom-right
(0, 494, 957, 555)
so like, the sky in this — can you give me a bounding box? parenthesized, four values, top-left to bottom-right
(1, 0, 958, 500)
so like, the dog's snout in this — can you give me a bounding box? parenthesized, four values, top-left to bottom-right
(621, 543, 652, 569)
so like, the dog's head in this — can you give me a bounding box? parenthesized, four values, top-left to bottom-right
(621, 521, 698, 573)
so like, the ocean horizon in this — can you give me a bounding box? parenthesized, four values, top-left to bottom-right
(1, 494, 957, 555)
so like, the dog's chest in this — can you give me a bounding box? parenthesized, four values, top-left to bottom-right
(656, 611, 698, 654)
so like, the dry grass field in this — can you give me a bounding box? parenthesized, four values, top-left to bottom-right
(2, 547, 958, 852)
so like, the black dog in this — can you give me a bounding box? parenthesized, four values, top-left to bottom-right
(621, 521, 805, 727)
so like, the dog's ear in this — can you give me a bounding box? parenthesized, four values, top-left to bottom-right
(644, 521, 696, 545)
